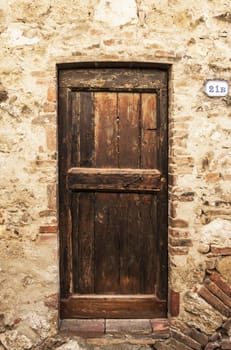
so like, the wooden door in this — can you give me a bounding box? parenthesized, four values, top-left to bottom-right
(58, 65, 168, 319)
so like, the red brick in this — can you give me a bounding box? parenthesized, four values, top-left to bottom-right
(60, 319, 105, 335)
(168, 174, 178, 186)
(44, 293, 58, 309)
(169, 218, 189, 228)
(39, 225, 57, 233)
(172, 156, 194, 166)
(167, 337, 193, 350)
(46, 126, 56, 151)
(13, 318, 22, 326)
(210, 272, 231, 298)
(205, 173, 220, 183)
(103, 39, 115, 46)
(169, 229, 189, 238)
(209, 332, 219, 342)
(47, 86, 56, 102)
(169, 238, 192, 247)
(169, 201, 178, 218)
(176, 323, 208, 346)
(205, 342, 220, 350)
(151, 319, 170, 338)
(198, 286, 230, 317)
(210, 246, 231, 256)
(178, 192, 195, 202)
(39, 210, 56, 217)
(155, 50, 176, 58)
(171, 328, 201, 350)
(105, 319, 151, 334)
(221, 339, 231, 349)
(169, 290, 180, 317)
(169, 245, 189, 255)
(43, 102, 55, 113)
(36, 234, 57, 244)
(155, 342, 172, 350)
(204, 278, 231, 308)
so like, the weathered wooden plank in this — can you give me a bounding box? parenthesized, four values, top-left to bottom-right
(141, 93, 158, 168)
(95, 193, 119, 294)
(119, 193, 141, 293)
(118, 93, 140, 168)
(71, 193, 79, 293)
(60, 295, 167, 319)
(71, 193, 95, 294)
(94, 193, 120, 293)
(139, 194, 157, 293)
(68, 168, 161, 192)
(70, 91, 80, 167)
(94, 92, 118, 167)
(159, 88, 168, 174)
(58, 87, 72, 298)
(156, 88, 168, 300)
(119, 194, 157, 294)
(59, 68, 167, 90)
(79, 92, 94, 167)
(156, 189, 168, 300)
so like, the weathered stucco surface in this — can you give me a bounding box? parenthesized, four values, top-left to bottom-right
(0, 0, 231, 349)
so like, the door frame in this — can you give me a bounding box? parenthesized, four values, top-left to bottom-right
(57, 61, 170, 319)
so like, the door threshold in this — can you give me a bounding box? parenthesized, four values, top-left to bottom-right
(59, 318, 170, 340)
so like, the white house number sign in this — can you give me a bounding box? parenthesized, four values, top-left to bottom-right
(205, 80, 229, 97)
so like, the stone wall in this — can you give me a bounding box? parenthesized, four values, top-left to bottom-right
(0, 0, 230, 349)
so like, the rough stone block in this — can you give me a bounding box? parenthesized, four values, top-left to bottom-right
(216, 258, 231, 287)
(60, 319, 105, 335)
(105, 319, 152, 334)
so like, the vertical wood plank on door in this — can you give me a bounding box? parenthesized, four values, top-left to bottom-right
(72, 192, 95, 294)
(71, 193, 79, 293)
(59, 87, 72, 298)
(80, 92, 94, 167)
(141, 93, 158, 168)
(139, 194, 157, 294)
(94, 192, 120, 293)
(156, 88, 168, 300)
(70, 92, 80, 167)
(119, 193, 141, 294)
(118, 93, 140, 168)
(94, 92, 118, 167)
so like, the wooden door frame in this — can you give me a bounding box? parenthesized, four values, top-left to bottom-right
(57, 61, 170, 319)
